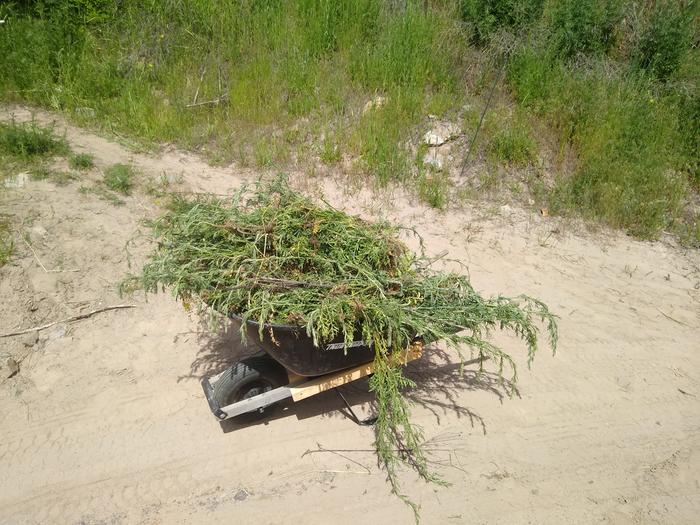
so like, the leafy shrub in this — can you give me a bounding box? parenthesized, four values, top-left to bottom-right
(459, 0, 545, 44)
(632, 1, 695, 81)
(545, 0, 624, 59)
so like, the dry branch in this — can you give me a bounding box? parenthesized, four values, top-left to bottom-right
(0, 305, 136, 338)
(186, 93, 229, 108)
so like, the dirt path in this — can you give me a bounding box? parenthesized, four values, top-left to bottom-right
(1, 106, 699, 525)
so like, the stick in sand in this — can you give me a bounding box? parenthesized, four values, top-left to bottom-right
(1, 305, 136, 338)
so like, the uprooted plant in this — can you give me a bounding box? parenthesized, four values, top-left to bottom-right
(130, 175, 558, 516)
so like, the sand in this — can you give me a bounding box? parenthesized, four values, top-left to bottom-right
(1, 106, 699, 525)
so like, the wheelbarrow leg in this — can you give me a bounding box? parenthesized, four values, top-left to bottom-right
(335, 389, 377, 426)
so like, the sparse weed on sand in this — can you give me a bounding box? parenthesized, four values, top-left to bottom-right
(104, 164, 135, 195)
(0, 218, 13, 266)
(69, 153, 95, 170)
(30, 166, 78, 186)
(417, 170, 450, 210)
(79, 184, 125, 206)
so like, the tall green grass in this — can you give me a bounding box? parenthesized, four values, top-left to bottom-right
(0, 1, 466, 183)
(0, 0, 698, 239)
(503, 0, 698, 238)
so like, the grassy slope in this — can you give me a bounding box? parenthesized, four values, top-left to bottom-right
(0, 0, 697, 242)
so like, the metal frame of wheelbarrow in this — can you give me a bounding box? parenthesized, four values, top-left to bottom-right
(201, 341, 423, 424)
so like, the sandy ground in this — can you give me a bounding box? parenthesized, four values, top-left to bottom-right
(1, 106, 699, 525)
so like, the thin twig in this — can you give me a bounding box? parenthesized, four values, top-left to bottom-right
(192, 65, 207, 105)
(21, 236, 79, 273)
(459, 58, 508, 178)
(1, 305, 136, 338)
(255, 276, 334, 289)
(657, 307, 690, 327)
(186, 93, 229, 108)
(302, 447, 456, 455)
(302, 444, 371, 475)
(21, 236, 47, 272)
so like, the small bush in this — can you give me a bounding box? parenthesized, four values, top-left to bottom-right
(545, 0, 624, 59)
(103, 163, 135, 195)
(0, 120, 68, 158)
(460, 0, 545, 44)
(632, 1, 694, 82)
(69, 153, 95, 169)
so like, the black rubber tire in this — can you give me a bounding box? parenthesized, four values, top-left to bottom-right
(213, 356, 289, 421)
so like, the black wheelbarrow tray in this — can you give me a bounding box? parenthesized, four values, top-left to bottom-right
(201, 314, 422, 422)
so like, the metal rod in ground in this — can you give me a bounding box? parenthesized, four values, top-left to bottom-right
(458, 62, 507, 178)
(336, 389, 377, 426)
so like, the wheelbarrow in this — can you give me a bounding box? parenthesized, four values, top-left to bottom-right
(201, 314, 423, 425)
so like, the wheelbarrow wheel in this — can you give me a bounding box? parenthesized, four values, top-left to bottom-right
(213, 356, 289, 421)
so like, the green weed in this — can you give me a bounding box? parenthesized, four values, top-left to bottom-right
(103, 163, 135, 195)
(487, 122, 536, 166)
(541, 70, 686, 237)
(0, 218, 13, 266)
(0, 120, 68, 159)
(0, 2, 465, 181)
(1, 1, 698, 240)
(79, 184, 124, 206)
(632, 1, 695, 82)
(460, 0, 545, 45)
(30, 166, 78, 186)
(252, 137, 288, 169)
(319, 133, 342, 165)
(545, 0, 624, 59)
(508, 46, 691, 237)
(417, 171, 450, 209)
(69, 153, 95, 169)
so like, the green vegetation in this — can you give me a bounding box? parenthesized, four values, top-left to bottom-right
(0, 120, 67, 159)
(417, 171, 450, 209)
(69, 153, 95, 170)
(487, 119, 536, 167)
(30, 166, 78, 186)
(505, 0, 698, 238)
(0, 1, 698, 239)
(103, 163, 135, 195)
(0, 217, 12, 266)
(79, 184, 125, 206)
(0, 120, 72, 186)
(132, 177, 557, 512)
